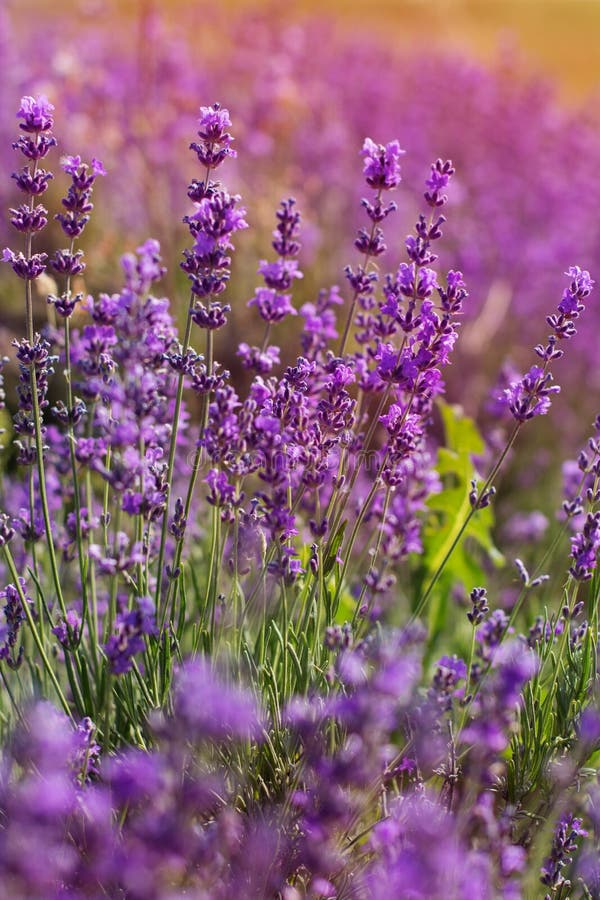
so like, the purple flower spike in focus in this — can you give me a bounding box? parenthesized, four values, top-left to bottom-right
(16, 95, 54, 133)
(361, 137, 404, 190)
(556, 266, 594, 318)
(55, 153, 106, 240)
(271, 198, 302, 257)
(505, 365, 560, 422)
(12, 94, 57, 160)
(190, 102, 237, 170)
(506, 266, 594, 423)
(182, 106, 247, 339)
(240, 197, 302, 370)
(2, 247, 47, 280)
(248, 286, 297, 324)
(424, 158, 454, 207)
(198, 103, 234, 141)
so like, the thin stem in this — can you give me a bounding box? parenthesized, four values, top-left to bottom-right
(21, 154, 69, 619)
(411, 421, 521, 624)
(353, 484, 393, 631)
(30, 361, 69, 620)
(159, 329, 214, 633)
(64, 313, 93, 660)
(3, 546, 72, 719)
(338, 189, 382, 356)
(154, 291, 196, 618)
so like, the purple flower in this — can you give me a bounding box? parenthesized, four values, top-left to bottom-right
(541, 814, 588, 892)
(60, 154, 83, 175)
(271, 198, 302, 257)
(52, 610, 82, 650)
(190, 102, 237, 168)
(558, 266, 594, 315)
(197, 103, 233, 142)
(578, 707, 600, 750)
(16, 95, 54, 132)
(205, 468, 238, 507)
(9, 203, 48, 233)
(237, 342, 280, 373)
(424, 158, 455, 207)
(361, 138, 404, 190)
(0, 580, 28, 669)
(72, 717, 101, 783)
(300, 287, 342, 357)
(49, 248, 85, 277)
(248, 286, 297, 323)
(468, 587, 489, 625)
(92, 157, 107, 176)
(258, 257, 303, 290)
(431, 655, 467, 710)
(2, 247, 47, 279)
(569, 510, 600, 581)
(103, 595, 156, 675)
(476, 609, 512, 661)
(462, 641, 538, 756)
(505, 364, 560, 422)
(0, 512, 15, 547)
(528, 266, 594, 383)
(190, 300, 231, 329)
(171, 659, 263, 742)
(55, 153, 106, 239)
(190, 191, 248, 252)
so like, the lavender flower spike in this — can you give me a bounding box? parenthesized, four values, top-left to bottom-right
(16, 95, 54, 132)
(361, 138, 404, 190)
(506, 267, 594, 423)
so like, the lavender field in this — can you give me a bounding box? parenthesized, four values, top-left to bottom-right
(0, 3, 599, 898)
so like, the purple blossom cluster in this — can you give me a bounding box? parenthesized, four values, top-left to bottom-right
(0, 74, 598, 899)
(3, 9, 600, 426)
(0, 632, 593, 898)
(504, 267, 593, 424)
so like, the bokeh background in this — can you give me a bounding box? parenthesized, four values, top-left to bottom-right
(1, 0, 600, 514)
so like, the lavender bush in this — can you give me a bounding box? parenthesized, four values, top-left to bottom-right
(0, 83, 599, 898)
(3, 6, 600, 432)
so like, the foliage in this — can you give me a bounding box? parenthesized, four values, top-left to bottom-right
(0, 82, 598, 899)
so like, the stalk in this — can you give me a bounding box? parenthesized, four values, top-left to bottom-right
(3, 545, 72, 719)
(154, 292, 195, 618)
(411, 421, 521, 623)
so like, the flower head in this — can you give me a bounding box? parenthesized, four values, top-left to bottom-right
(17, 95, 54, 132)
(361, 138, 404, 190)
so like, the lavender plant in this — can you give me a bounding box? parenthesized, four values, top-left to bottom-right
(0, 91, 598, 899)
(3, 6, 600, 432)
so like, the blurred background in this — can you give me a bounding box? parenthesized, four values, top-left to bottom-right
(1, 0, 600, 519)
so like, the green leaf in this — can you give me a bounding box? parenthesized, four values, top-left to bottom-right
(323, 520, 347, 577)
(419, 401, 504, 643)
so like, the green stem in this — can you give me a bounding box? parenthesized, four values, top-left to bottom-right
(411, 421, 521, 623)
(154, 291, 195, 619)
(30, 361, 69, 620)
(3, 545, 73, 719)
(64, 314, 92, 658)
(160, 329, 214, 633)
